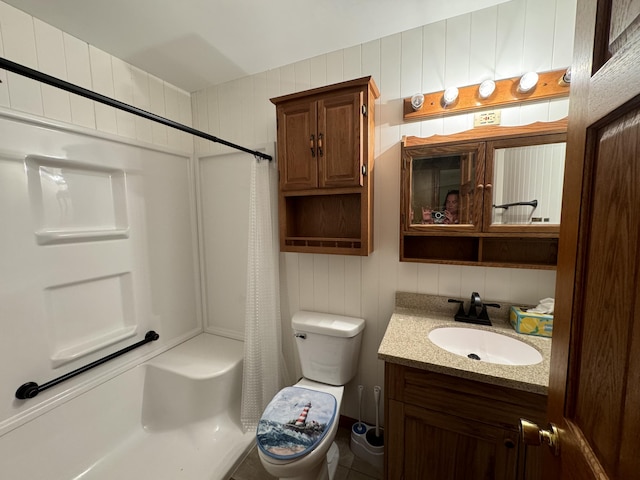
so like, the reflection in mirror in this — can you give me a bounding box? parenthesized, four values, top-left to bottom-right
(491, 142, 566, 225)
(410, 153, 475, 225)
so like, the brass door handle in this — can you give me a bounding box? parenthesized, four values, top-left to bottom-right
(519, 418, 560, 456)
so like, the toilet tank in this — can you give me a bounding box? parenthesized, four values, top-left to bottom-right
(292, 311, 365, 386)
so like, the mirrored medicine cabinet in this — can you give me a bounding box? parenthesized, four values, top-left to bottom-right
(400, 118, 567, 268)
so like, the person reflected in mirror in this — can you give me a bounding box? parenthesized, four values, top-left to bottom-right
(442, 189, 460, 224)
(421, 190, 460, 224)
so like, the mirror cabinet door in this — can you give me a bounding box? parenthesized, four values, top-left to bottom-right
(404, 143, 485, 230)
(484, 134, 566, 232)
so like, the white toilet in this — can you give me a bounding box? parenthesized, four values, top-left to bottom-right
(256, 310, 365, 480)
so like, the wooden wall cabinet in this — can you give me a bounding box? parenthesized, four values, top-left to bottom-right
(385, 363, 547, 480)
(400, 119, 567, 268)
(271, 76, 379, 255)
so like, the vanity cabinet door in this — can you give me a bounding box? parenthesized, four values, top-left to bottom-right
(388, 399, 518, 480)
(385, 363, 546, 480)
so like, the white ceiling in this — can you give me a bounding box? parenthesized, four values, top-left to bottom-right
(5, 0, 510, 93)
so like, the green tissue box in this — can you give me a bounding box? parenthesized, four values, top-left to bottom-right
(509, 306, 553, 337)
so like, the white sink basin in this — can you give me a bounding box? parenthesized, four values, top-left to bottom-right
(428, 327, 543, 366)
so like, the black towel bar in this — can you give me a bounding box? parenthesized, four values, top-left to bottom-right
(15, 330, 159, 400)
(492, 199, 538, 210)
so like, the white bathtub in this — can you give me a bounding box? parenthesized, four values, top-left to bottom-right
(0, 334, 255, 480)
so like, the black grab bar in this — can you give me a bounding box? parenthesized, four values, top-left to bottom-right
(15, 330, 159, 400)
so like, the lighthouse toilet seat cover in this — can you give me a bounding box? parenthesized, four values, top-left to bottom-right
(257, 386, 337, 461)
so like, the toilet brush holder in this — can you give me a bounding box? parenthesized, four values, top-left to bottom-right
(350, 422, 384, 470)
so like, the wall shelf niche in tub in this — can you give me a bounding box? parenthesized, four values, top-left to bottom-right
(25, 154, 130, 245)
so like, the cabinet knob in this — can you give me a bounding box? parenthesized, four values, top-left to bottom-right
(504, 438, 516, 449)
(310, 135, 315, 157)
(519, 418, 560, 456)
(318, 133, 323, 157)
(477, 184, 484, 190)
(485, 183, 493, 190)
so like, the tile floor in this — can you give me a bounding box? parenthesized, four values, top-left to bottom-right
(230, 425, 383, 480)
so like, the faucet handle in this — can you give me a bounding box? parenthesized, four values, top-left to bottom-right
(448, 299, 465, 318)
(478, 302, 501, 322)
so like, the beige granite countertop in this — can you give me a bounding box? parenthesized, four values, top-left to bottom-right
(378, 292, 552, 395)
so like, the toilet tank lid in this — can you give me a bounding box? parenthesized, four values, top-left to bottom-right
(292, 311, 365, 338)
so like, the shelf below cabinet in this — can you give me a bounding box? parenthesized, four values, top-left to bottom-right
(401, 235, 558, 269)
(280, 192, 370, 255)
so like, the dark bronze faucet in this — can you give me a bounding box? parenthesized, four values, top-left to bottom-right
(448, 292, 500, 326)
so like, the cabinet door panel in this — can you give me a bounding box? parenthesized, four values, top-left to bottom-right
(277, 99, 318, 190)
(317, 91, 363, 188)
(401, 404, 518, 480)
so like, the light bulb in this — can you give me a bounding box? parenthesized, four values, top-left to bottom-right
(411, 93, 424, 110)
(443, 87, 459, 106)
(478, 79, 496, 99)
(518, 72, 539, 93)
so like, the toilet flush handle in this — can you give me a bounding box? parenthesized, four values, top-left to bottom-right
(294, 333, 307, 340)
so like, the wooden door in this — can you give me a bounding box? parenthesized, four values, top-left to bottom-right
(277, 98, 318, 191)
(317, 90, 363, 188)
(542, 1, 640, 478)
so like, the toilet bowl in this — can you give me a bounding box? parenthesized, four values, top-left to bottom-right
(256, 311, 365, 480)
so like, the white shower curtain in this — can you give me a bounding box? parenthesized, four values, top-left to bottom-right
(241, 157, 287, 432)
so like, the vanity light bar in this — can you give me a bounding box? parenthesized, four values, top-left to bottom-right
(403, 68, 570, 121)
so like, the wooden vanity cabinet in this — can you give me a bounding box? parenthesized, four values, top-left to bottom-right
(385, 363, 547, 480)
(271, 76, 379, 255)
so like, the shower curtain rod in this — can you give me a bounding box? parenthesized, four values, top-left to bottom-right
(0, 57, 272, 161)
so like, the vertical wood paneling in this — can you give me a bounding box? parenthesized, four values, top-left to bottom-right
(552, 0, 577, 68)
(163, 83, 181, 149)
(445, 14, 472, 87)
(312, 254, 330, 313)
(309, 54, 328, 89)
(34, 19, 71, 123)
(495, 0, 526, 78)
(470, 8, 499, 83)
(294, 60, 311, 93)
(112, 57, 136, 139)
(253, 72, 270, 147)
(326, 50, 344, 84)
(1, 4, 42, 115)
(148, 73, 169, 146)
(343, 45, 362, 79)
(298, 254, 315, 310)
(63, 33, 94, 129)
(89, 46, 117, 135)
(130, 66, 152, 144)
(238, 76, 254, 149)
(192, 89, 209, 154)
(523, 0, 556, 71)
(205, 84, 220, 155)
(400, 27, 423, 140)
(328, 256, 346, 314)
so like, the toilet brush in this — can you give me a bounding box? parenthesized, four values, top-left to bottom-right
(353, 384, 367, 434)
(365, 386, 384, 447)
